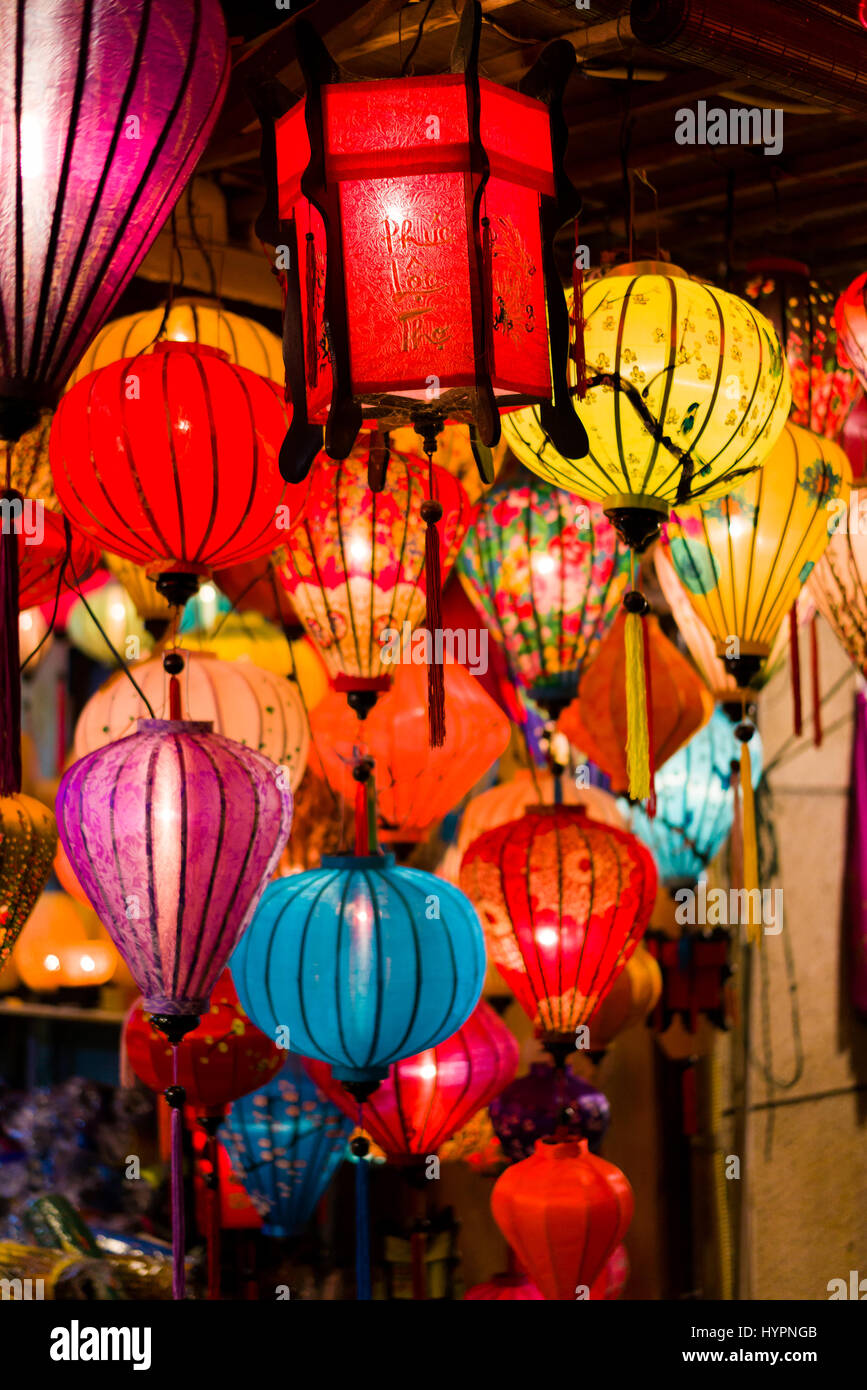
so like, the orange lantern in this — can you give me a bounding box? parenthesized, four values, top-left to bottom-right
(558, 610, 713, 794)
(586, 944, 662, 1052)
(491, 1138, 634, 1300)
(309, 659, 510, 843)
(13, 892, 90, 991)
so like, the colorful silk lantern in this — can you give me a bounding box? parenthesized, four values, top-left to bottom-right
(0, 0, 228, 443)
(664, 421, 850, 690)
(51, 342, 297, 607)
(56, 718, 293, 1018)
(66, 299, 284, 389)
(808, 488, 867, 677)
(103, 557, 174, 636)
(304, 1002, 518, 1159)
(558, 609, 714, 792)
(503, 267, 791, 550)
(124, 971, 285, 1115)
(0, 794, 57, 968)
(489, 1062, 610, 1160)
(844, 690, 867, 1016)
(655, 539, 813, 702)
(275, 436, 470, 727)
(460, 806, 657, 1048)
(491, 1137, 634, 1300)
(187, 610, 328, 708)
(16, 511, 100, 609)
(73, 650, 309, 793)
(734, 260, 858, 439)
(453, 771, 627, 870)
(255, 2, 584, 478)
(232, 853, 486, 1091)
(585, 943, 662, 1051)
(620, 708, 763, 888)
(222, 1063, 352, 1239)
(309, 659, 509, 843)
(834, 271, 867, 400)
(12, 891, 88, 990)
(841, 392, 867, 486)
(455, 475, 629, 713)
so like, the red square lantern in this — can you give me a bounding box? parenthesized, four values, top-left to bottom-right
(254, 0, 586, 480)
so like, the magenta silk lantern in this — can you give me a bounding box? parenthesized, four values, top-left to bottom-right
(0, 0, 228, 442)
(56, 719, 293, 1018)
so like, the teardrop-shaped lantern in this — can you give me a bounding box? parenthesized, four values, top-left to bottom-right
(0, 0, 228, 442)
(489, 1061, 610, 1160)
(459, 806, 657, 1047)
(232, 854, 486, 1090)
(56, 719, 293, 1017)
(491, 1137, 634, 1300)
(454, 474, 629, 713)
(503, 267, 791, 550)
(558, 609, 714, 790)
(304, 1002, 518, 1158)
(663, 422, 850, 689)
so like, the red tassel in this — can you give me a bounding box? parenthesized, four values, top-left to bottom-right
(421, 498, 446, 748)
(789, 604, 802, 737)
(641, 615, 656, 819)
(305, 228, 318, 389)
(572, 215, 587, 401)
(169, 674, 182, 721)
(355, 777, 369, 856)
(0, 490, 22, 797)
(811, 613, 822, 747)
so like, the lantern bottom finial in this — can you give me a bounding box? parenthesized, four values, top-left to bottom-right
(603, 501, 668, 552)
(154, 571, 202, 609)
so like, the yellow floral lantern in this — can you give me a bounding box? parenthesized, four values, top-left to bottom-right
(503, 264, 791, 550)
(65, 298, 284, 388)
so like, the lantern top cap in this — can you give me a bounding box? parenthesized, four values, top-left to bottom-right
(134, 718, 215, 735)
(150, 341, 231, 364)
(600, 260, 691, 281)
(320, 853, 397, 871)
(539, 1136, 590, 1158)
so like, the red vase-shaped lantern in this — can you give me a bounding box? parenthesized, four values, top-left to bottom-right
(491, 1138, 634, 1300)
(460, 806, 657, 1047)
(304, 1001, 518, 1158)
(255, 3, 584, 477)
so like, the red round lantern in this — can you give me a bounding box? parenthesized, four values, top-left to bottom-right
(460, 806, 658, 1047)
(50, 342, 299, 605)
(309, 658, 510, 842)
(303, 1002, 519, 1159)
(124, 970, 285, 1116)
(491, 1137, 634, 1300)
(17, 510, 100, 608)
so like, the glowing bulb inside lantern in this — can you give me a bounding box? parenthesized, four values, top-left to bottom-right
(20, 115, 45, 179)
(417, 1062, 437, 1080)
(532, 553, 556, 576)
(110, 602, 126, 622)
(79, 954, 95, 973)
(200, 584, 216, 603)
(44, 954, 61, 973)
(19, 612, 32, 632)
(535, 927, 558, 949)
(348, 535, 372, 565)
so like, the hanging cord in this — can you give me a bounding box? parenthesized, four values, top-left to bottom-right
(352, 756, 374, 856)
(19, 522, 68, 675)
(398, 0, 436, 75)
(152, 210, 186, 345)
(199, 1115, 223, 1300)
(420, 447, 446, 747)
(572, 214, 587, 400)
(735, 714, 761, 947)
(619, 65, 635, 259)
(63, 560, 156, 717)
(810, 613, 822, 747)
(184, 179, 219, 301)
(623, 550, 654, 806)
(724, 168, 736, 291)
(351, 1134, 372, 1299)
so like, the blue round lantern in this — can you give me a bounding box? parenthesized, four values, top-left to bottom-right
(619, 708, 763, 886)
(222, 1061, 352, 1239)
(231, 854, 486, 1087)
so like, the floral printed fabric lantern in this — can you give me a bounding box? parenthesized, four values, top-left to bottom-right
(0, 0, 228, 443)
(503, 267, 791, 550)
(222, 1063, 352, 1239)
(490, 1062, 610, 1160)
(0, 796, 57, 967)
(232, 854, 486, 1091)
(124, 971, 285, 1115)
(460, 806, 657, 1046)
(620, 709, 763, 889)
(56, 719, 293, 1018)
(491, 1138, 634, 1300)
(834, 271, 867, 400)
(304, 1002, 518, 1158)
(51, 343, 298, 607)
(808, 488, 867, 677)
(453, 771, 626, 868)
(455, 475, 629, 712)
(734, 260, 858, 440)
(65, 300, 284, 390)
(275, 438, 470, 698)
(255, 1, 585, 477)
(73, 650, 309, 792)
(663, 422, 850, 689)
(558, 609, 714, 793)
(309, 659, 509, 842)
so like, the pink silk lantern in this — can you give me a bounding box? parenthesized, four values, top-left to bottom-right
(55, 720, 293, 1018)
(0, 0, 228, 443)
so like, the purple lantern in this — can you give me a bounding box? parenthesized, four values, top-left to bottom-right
(489, 1062, 610, 1161)
(56, 719, 293, 1019)
(0, 0, 229, 442)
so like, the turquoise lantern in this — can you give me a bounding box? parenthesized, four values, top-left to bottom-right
(619, 709, 763, 887)
(222, 1061, 352, 1239)
(231, 854, 486, 1095)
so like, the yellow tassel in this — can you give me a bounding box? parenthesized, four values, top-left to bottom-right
(740, 740, 760, 946)
(625, 611, 651, 800)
